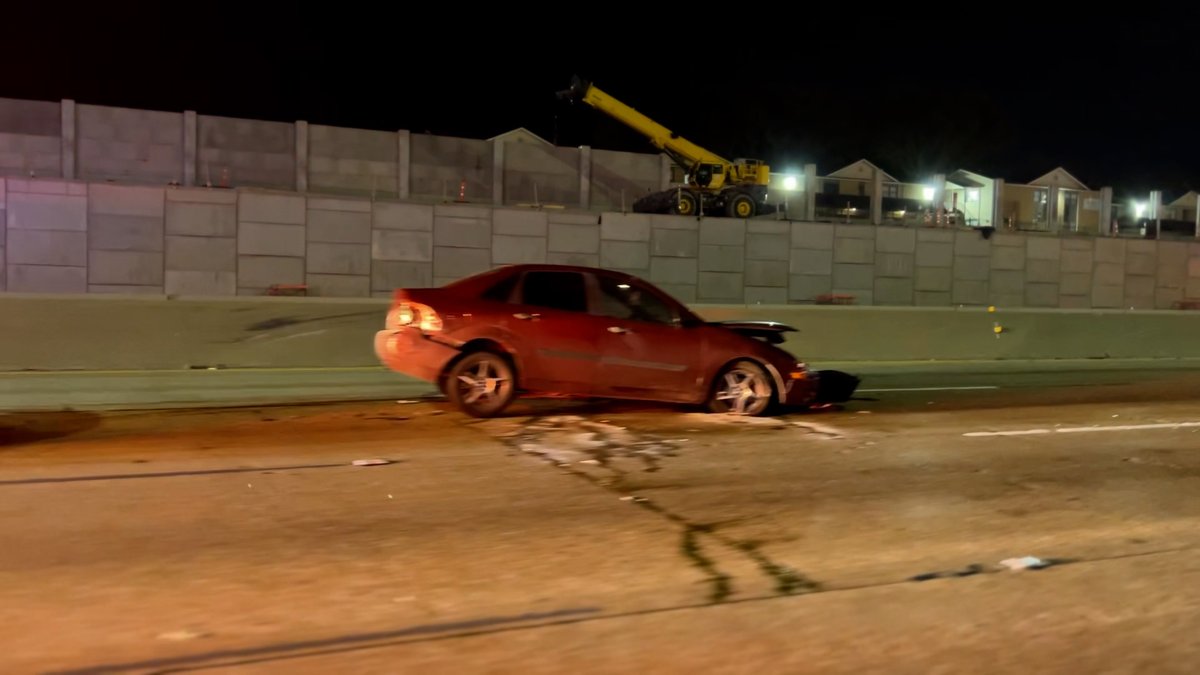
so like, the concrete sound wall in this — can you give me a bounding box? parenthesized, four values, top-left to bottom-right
(0, 98, 63, 179)
(2, 294, 1199, 373)
(4, 176, 1199, 309)
(0, 96, 671, 211)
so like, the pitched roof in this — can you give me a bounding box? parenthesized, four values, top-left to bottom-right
(1027, 167, 1090, 190)
(488, 127, 553, 145)
(1167, 190, 1198, 208)
(826, 159, 899, 183)
(946, 169, 989, 188)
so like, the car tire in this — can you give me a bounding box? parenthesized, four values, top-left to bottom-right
(445, 351, 516, 418)
(707, 359, 774, 416)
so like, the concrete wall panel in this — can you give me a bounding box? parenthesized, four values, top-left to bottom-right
(78, 105, 182, 184)
(198, 115, 295, 189)
(409, 134, 492, 201)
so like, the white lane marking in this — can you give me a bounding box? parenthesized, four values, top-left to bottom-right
(965, 422, 1200, 437)
(1055, 422, 1200, 433)
(860, 386, 999, 392)
(964, 429, 1052, 437)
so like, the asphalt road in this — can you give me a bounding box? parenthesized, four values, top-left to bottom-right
(2, 364, 1200, 673)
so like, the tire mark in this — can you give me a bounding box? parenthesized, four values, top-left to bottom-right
(486, 415, 823, 603)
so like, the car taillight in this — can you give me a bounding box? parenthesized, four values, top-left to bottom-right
(418, 310, 443, 332)
(394, 303, 415, 326)
(390, 302, 442, 332)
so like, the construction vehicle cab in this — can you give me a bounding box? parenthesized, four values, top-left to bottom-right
(557, 76, 774, 219)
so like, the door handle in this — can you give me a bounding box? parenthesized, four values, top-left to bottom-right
(607, 326, 630, 334)
(513, 312, 540, 320)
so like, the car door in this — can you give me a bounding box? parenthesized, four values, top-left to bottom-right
(501, 269, 609, 395)
(589, 272, 704, 400)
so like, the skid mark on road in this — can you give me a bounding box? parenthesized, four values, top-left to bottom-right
(48, 607, 601, 675)
(0, 462, 360, 486)
(480, 413, 823, 604)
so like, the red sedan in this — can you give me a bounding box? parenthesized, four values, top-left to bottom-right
(374, 264, 828, 418)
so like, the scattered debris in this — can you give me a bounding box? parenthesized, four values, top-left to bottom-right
(158, 630, 208, 641)
(352, 458, 391, 467)
(999, 556, 1052, 571)
(397, 400, 419, 404)
(790, 421, 845, 439)
(910, 563, 984, 582)
(508, 416, 681, 472)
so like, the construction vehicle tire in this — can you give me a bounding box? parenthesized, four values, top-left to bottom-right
(727, 192, 756, 218)
(672, 190, 699, 216)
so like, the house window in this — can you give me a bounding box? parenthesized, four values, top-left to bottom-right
(882, 183, 900, 198)
(823, 180, 839, 195)
(1033, 189, 1049, 224)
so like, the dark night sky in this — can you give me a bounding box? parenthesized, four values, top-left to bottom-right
(7, 6, 1200, 200)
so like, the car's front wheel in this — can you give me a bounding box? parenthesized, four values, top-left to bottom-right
(446, 351, 516, 418)
(707, 360, 774, 416)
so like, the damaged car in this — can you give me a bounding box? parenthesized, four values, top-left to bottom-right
(374, 263, 858, 418)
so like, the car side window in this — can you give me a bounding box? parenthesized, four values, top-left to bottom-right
(518, 271, 588, 313)
(480, 273, 519, 302)
(594, 275, 677, 325)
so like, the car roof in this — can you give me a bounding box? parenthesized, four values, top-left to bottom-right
(448, 263, 641, 289)
(496, 263, 628, 275)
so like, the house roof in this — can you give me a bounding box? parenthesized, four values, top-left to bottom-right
(1167, 190, 1198, 208)
(826, 159, 899, 183)
(1027, 167, 1090, 190)
(488, 127, 553, 145)
(946, 169, 989, 188)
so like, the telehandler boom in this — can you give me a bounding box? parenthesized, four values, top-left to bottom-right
(557, 75, 773, 218)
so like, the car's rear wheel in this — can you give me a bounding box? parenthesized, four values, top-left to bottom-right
(707, 360, 774, 416)
(446, 351, 516, 418)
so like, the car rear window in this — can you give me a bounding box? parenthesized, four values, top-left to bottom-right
(519, 271, 587, 312)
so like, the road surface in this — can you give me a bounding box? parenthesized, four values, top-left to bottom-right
(2, 363, 1200, 673)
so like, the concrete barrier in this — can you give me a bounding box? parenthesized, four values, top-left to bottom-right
(2, 293, 1199, 372)
(696, 305, 1200, 361)
(0, 293, 389, 371)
